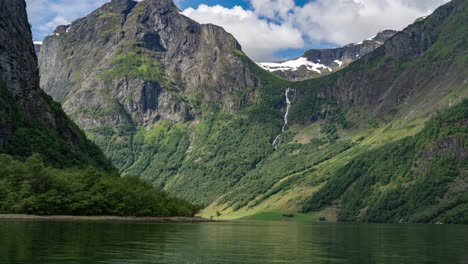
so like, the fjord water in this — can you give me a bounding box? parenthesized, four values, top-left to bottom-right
(1, 221, 467, 264)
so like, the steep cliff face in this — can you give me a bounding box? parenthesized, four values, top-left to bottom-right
(0, 1, 37, 98)
(258, 30, 397, 81)
(39, 0, 259, 131)
(0, 0, 114, 171)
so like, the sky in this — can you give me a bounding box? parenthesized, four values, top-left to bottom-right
(26, 0, 450, 61)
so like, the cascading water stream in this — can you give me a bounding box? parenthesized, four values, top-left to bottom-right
(272, 88, 291, 150)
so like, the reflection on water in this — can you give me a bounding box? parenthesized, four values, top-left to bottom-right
(0, 221, 467, 264)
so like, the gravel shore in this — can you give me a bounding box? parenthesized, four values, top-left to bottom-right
(0, 214, 212, 223)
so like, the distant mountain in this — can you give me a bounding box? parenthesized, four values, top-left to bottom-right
(258, 30, 397, 81)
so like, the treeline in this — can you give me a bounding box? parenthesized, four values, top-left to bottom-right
(0, 154, 200, 217)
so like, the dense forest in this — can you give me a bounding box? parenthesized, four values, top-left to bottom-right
(0, 154, 199, 217)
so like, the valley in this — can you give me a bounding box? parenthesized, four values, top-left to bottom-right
(0, 0, 464, 224)
(32, 0, 468, 224)
(1, 0, 467, 262)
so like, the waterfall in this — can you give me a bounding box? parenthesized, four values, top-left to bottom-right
(272, 88, 291, 150)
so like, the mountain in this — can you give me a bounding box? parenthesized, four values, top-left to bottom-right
(38, 0, 288, 203)
(39, 0, 260, 126)
(0, 0, 198, 217)
(258, 30, 397, 81)
(38, 0, 467, 223)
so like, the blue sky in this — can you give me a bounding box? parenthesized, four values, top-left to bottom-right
(177, 0, 310, 9)
(26, 0, 449, 61)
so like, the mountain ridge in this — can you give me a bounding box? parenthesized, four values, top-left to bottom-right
(258, 30, 397, 81)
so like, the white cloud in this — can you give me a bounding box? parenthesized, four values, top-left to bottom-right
(182, 5, 304, 61)
(290, 0, 450, 46)
(250, 0, 295, 20)
(26, 0, 110, 40)
(38, 15, 70, 32)
(183, 0, 449, 61)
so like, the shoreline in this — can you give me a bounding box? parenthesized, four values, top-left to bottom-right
(0, 214, 213, 223)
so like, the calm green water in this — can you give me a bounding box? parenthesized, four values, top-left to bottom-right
(1, 221, 467, 264)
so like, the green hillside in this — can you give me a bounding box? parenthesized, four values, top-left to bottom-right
(303, 100, 468, 224)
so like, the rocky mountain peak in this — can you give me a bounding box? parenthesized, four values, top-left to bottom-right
(38, 0, 259, 132)
(103, 0, 138, 12)
(258, 29, 398, 81)
(373, 29, 398, 43)
(139, 0, 176, 9)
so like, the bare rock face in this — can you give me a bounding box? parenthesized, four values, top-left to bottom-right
(39, 0, 260, 131)
(303, 30, 397, 68)
(258, 30, 397, 81)
(0, 0, 40, 104)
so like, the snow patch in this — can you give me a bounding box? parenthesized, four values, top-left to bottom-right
(367, 34, 377, 41)
(33, 41, 43, 45)
(334, 60, 343, 68)
(258, 57, 332, 74)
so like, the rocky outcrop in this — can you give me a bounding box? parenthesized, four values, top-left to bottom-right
(258, 30, 397, 81)
(39, 0, 260, 131)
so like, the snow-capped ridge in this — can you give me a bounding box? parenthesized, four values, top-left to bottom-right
(258, 57, 332, 75)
